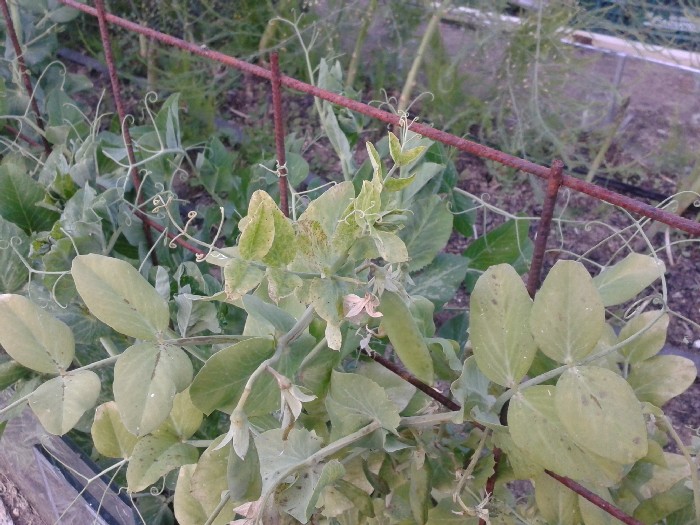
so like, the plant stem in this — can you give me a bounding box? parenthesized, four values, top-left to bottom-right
(493, 309, 668, 411)
(235, 306, 315, 414)
(0, 390, 33, 416)
(397, 0, 452, 114)
(79, 355, 119, 371)
(204, 490, 231, 525)
(163, 335, 256, 346)
(345, 0, 377, 91)
(661, 415, 700, 525)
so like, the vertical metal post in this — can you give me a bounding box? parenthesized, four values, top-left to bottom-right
(93, 0, 157, 264)
(0, 0, 51, 155)
(270, 52, 289, 217)
(527, 159, 564, 297)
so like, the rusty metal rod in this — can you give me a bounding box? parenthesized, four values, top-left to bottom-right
(270, 53, 289, 218)
(0, 0, 51, 155)
(527, 160, 564, 297)
(92, 0, 157, 264)
(57, 0, 700, 236)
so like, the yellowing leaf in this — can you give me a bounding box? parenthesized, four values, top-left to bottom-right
(72, 254, 169, 340)
(617, 311, 669, 364)
(238, 191, 276, 261)
(91, 401, 138, 458)
(223, 258, 264, 302)
(530, 260, 604, 364)
(29, 370, 101, 435)
(509, 386, 626, 486)
(470, 264, 536, 387)
(114, 342, 193, 436)
(555, 366, 647, 464)
(628, 355, 697, 407)
(0, 294, 74, 374)
(593, 253, 665, 307)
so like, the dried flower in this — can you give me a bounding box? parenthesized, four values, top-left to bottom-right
(343, 293, 383, 324)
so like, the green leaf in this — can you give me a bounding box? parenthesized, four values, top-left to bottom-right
(409, 253, 468, 308)
(533, 472, 581, 525)
(326, 371, 400, 440)
(114, 342, 193, 436)
(279, 459, 345, 522)
(223, 257, 264, 301)
(462, 219, 533, 291)
(383, 173, 416, 192)
(356, 360, 417, 412)
(0, 294, 74, 374)
(633, 480, 694, 525)
(628, 355, 697, 407)
(388, 131, 427, 167)
(242, 294, 296, 334)
(285, 151, 310, 187)
(0, 216, 29, 292)
(426, 498, 478, 524)
(29, 370, 101, 435)
(174, 463, 233, 525)
(509, 386, 626, 486)
(617, 311, 669, 364)
(0, 157, 59, 233)
(373, 230, 409, 264)
(450, 356, 495, 414)
(555, 366, 647, 464)
(196, 136, 237, 195)
(127, 434, 198, 492)
(189, 337, 275, 415)
(530, 260, 604, 364)
(308, 278, 346, 351)
(298, 181, 355, 237)
(266, 268, 302, 303)
(227, 436, 262, 505)
(256, 427, 323, 494)
(72, 254, 169, 340)
(155, 93, 182, 150)
(379, 291, 434, 385)
(469, 264, 537, 387)
(577, 486, 618, 525)
(399, 195, 453, 272)
(592, 253, 665, 307)
(0, 358, 32, 390)
(238, 191, 276, 261)
(91, 401, 138, 459)
(190, 438, 239, 523)
(153, 389, 203, 441)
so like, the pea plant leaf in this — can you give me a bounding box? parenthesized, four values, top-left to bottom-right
(189, 337, 275, 415)
(533, 472, 581, 525)
(398, 194, 453, 272)
(378, 291, 434, 385)
(187, 438, 240, 523)
(555, 366, 648, 464)
(223, 258, 265, 302)
(509, 385, 626, 486)
(0, 216, 29, 293)
(29, 370, 101, 435)
(174, 465, 227, 525)
(469, 264, 537, 388)
(592, 253, 665, 307)
(280, 459, 345, 523)
(113, 342, 193, 436)
(408, 253, 469, 308)
(530, 260, 604, 364)
(0, 294, 74, 374)
(71, 254, 170, 340)
(627, 355, 697, 407)
(126, 433, 199, 492)
(0, 157, 60, 233)
(91, 401, 138, 459)
(238, 190, 295, 266)
(617, 311, 669, 364)
(325, 371, 400, 440)
(153, 389, 203, 441)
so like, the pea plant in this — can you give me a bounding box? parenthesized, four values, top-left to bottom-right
(0, 109, 697, 524)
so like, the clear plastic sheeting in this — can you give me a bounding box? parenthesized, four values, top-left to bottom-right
(0, 391, 137, 525)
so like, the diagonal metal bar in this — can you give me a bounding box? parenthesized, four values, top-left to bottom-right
(270, 53, 289, 218)
(57, 0, 700, 236)
(92, 0, 157, 264)
(0, 0, 51, 155)
(527, 159, 564, 297)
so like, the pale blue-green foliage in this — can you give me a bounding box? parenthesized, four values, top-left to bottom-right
(0, 15, 695, 521)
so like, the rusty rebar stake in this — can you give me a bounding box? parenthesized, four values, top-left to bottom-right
(270, 53, 289, 218)
(527, 159, 564, 297)
(0, 0, 51, 155)
(93, 0, 157, 264)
